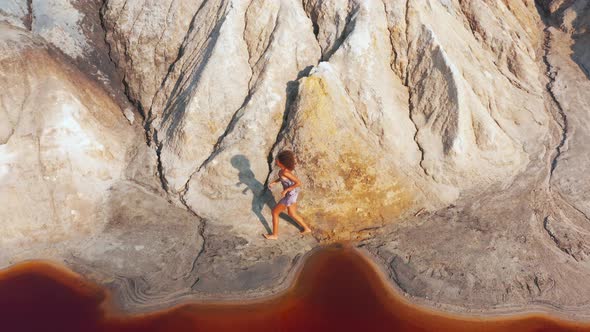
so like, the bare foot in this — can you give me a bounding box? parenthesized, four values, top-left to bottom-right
(263, 234, 278, 240)
(300, 227, 312, 234)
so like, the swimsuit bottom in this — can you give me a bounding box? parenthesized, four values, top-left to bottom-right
(278, 188, 300, 207)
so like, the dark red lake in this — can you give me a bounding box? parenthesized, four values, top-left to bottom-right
(1, 246, 589, 332)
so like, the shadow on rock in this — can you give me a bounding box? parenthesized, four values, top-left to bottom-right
(231, 154, 301, 234)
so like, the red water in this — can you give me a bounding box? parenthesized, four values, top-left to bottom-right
(2, 246, 589, 332)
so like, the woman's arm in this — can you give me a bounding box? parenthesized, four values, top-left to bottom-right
(269, 169, 286, 188)
(268, 177, 280, 188)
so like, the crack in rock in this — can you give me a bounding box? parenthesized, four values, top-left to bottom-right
(541, 28, 569, 180)
(403, 0, 428, 176)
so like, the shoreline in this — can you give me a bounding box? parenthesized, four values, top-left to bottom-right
(2, 244, 590, 326)
(355, 245, 590, 324)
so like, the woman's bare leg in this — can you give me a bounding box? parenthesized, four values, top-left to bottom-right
(287, 203, 311, 234)
(264, 203, 287, 239)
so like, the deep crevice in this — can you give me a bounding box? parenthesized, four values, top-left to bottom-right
(322, 5, 358, 61)
(99, 0, 182, 194)
(541, 27, 569, 179)
(264, 66, 313, 189)
(534, 1, 589, 267)
(242, 0, 254, 69)
(381, 0, 401, 79)
(402, 0, 427, 176)
(300, 1, 319, 39)
(158, 0, 260, 208)
(193, 93, 250, 174)
(300, 0, 321, 57)
(250, 6, 281, 71)
(543, 216, 577, 261)
(99, 0, 167, 194)
(75, 0, 213, 292)
(150, 0, 211, 123)
(153, 132, 169, 192)
(24, 0, 33, 31)
(98, 1, 145, 119)
(149, 1, 228, 193)
(407, 92, 428, 176)
(192, 49, 258, 174)
(179, 193, 207, 285)
(543, 216, 561, 247)
(194, 2, 281, 176)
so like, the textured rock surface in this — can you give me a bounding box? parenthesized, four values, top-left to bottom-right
(273, 63, 431, 238)
(1, 0, 590, 318)
(0, 25, 196, 306)
(0, 24, 135, 256)
(361, 0, 590, 318)
(0, 0, 30, 29)
(0, 0, 134, 114)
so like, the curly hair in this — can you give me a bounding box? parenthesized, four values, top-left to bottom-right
(277, 150, 296, 170)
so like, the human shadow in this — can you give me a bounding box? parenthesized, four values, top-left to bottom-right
(231, 155, 302, 234)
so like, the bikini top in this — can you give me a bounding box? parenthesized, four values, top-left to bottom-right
(279, 172, 300, 192)
(279, 176, 294, 188)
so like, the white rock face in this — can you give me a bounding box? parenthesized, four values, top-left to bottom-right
(97, 0, 552, 232)
(150, 0, 252, 193)
(404, 0, 547, 188)
(315, 0, 422, 170)
(0, 0, 136, 114)
(0, 23, 134, 255)
(1, 0, 96, 58)
(31, 0, 89, 59)
(181, 0, 321, 229)
(0, 0, 29, 29)
(362, 0, 590, 317)
(102, 0, 206, 109)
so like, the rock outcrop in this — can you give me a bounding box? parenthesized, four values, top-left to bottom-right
(0, 23, 202, 305)
(361, 0, 590, 318)
(99, 0, 552, 238)
(0, 0, 133, 116)
(1, 0, 590, 318)
(0, 24, 135, 258)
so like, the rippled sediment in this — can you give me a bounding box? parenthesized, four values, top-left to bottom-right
(2, 245, 590, 331)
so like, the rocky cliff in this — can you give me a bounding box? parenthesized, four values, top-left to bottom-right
(1, 0, 590, 317)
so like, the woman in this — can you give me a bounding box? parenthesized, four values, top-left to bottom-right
(264, 150, 312, 239)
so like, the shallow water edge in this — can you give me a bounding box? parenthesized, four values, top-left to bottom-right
(2, 244, 590, 331)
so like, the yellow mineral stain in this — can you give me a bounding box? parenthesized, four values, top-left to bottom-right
(290, 75, 418, 242)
